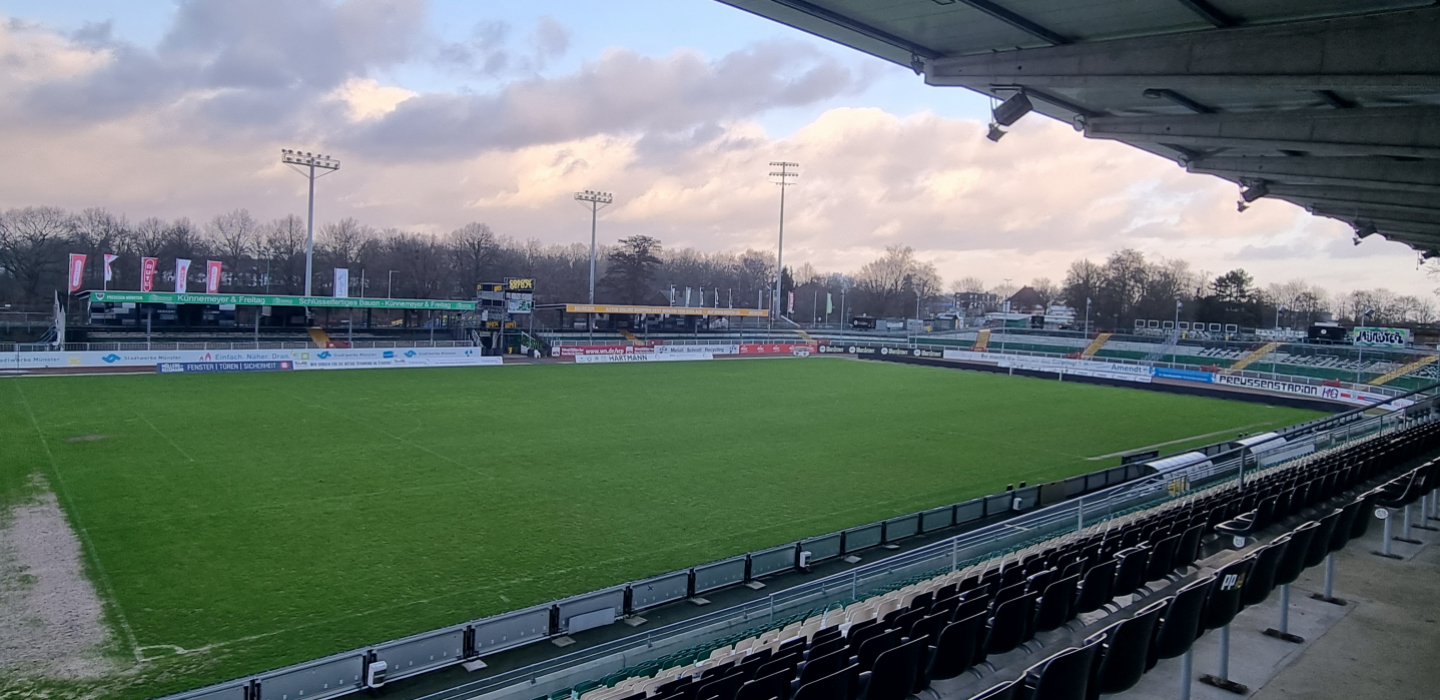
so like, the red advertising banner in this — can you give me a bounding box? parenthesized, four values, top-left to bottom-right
(67, 253, 86, 293)
(552, 344, 655, 357)
(737, 343, 816, 356)
(140, 257, 158, 292)
(206, 260, 222, 293)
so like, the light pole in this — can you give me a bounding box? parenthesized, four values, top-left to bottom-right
(1357, 307, 1374, 383)
(280, 149, 340, 296)
(769, 161, 799, 328)
(387, 270, 397, 299)
(1174, 299, 1182, 338)
(575, 190, 613, 344)
(1275, 305, 1286, 330)
(1084, 297, 1092, 338)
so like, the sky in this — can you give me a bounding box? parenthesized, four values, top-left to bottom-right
(0, 0, 1433, 298)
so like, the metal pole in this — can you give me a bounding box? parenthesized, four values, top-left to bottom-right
(1217, 625, 1230, 679)
(588, 199, 597, 304)
(1402, 504, 1413, 540)
(1179, 650, 1193, 700)
(774, 175, 785, 326)
(254, 310, 260, 349)
(1382, 514, 1394, 557)
(146, 309, 152, 350)
(1279, 584, 1291, 634)
(304, 164, 315, 296)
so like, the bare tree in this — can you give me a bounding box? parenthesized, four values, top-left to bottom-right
(0, 207, 74, 301)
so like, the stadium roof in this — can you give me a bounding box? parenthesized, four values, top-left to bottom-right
(715, 1, 1440, 255)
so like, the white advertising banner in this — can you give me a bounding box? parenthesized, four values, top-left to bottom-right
(1211, 373, 1409, 409)
(3, 347, 502, 372)
(940, 349, 1151, 383)
(333, 268, 349, 298)
(575, 352, 713, 364)
(654, 344, 739, 355)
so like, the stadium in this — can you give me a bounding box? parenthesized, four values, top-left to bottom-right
(3, 3, 1440, 700)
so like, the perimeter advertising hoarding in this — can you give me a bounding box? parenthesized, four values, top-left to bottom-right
(6, 347, 500, 371)
(574, 352, 714, 364)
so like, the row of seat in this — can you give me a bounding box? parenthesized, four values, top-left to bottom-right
(962, 418, 1440, 700)
(563, 416, 1440, 700)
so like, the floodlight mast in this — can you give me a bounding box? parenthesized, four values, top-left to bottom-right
(575, 190, 614, 344)
(769, 162, 799, 329)
(280, 149, 341, 296)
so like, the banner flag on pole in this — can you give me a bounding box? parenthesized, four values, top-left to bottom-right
(333, 268, 349, 298)
(787, 290, 795, 314)
(826, 293, 833, 314)
(67, 254, 86, 293)
(174, 258, 191, 293)
(141, 257, 158, 292)
(206, 260, 223, 294)
(103, 254, 118, 285)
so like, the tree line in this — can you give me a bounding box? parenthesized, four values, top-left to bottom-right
(0, 206, 1429, 328)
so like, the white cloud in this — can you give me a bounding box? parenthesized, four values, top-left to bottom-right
(0, 8, 1431, 300)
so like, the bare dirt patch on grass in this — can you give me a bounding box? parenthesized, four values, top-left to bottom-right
(0, 483, 116, 682)
(64, 434, 109, 443)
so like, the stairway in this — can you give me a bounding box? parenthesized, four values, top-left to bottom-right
(1369, 354, 1438, 385)
(619, 329, 643, 346)
(1080, 332, 1112, 359)
(307, 327, 331, 347)
(972, 329, 992, 352)
(1224, 341, 1280, 373)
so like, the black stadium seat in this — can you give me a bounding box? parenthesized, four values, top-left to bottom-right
(1022, 637, 1104, 700)
(1089, 598, 1167, 696)
(930, 612, 985, 680)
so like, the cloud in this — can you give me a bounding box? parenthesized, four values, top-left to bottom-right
(10, 0, 426, 133)
(341, 41, 865, 159)
(0, 5, 1430, 299)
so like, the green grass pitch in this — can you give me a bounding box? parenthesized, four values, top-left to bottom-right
(0, 358, 1326, 697)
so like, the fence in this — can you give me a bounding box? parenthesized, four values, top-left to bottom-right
(827, 337, 1415, 400)
(0, 340, 476, 353)
(153, 381, 1437, 700)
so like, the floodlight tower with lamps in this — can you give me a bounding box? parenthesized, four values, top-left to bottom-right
(280, 149, 341, 296)
(769, 162, 799, 327)
(575, 190, 613, 343)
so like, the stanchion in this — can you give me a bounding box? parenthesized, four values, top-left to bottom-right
(1199, 625, 1250, 694)
(1395, 504, 1422, 544)
(1179, 649, 1193, 700)
(1264, 584, 1305, 643)
(1311, 553, 1347, 605)
(1374, 509, 1402, 559)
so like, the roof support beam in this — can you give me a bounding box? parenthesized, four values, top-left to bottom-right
(1175, 0, 1236, 28)
(1264, 185, 1440, 214)
(926, 6, 1440, 90)
(1187, 156, 1440, 194)
(1085, 106, 1440, 159)
(954, 0, 1070, 46)
(717, 0, 942, 61)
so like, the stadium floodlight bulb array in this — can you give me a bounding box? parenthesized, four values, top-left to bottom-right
(575, 190, 613, 204)
(280, 149, 341, 171)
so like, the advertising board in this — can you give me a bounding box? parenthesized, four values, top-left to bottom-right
(5, 347, 501, 371)
(574, 352, 713, 364)
(737, 343, 815, 357)
(1211, 373, 1409, 408)
(552, 345, 653, 357)
(654, 344, 739, 355)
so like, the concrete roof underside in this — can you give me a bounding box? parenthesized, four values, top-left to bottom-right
(715, 0, 1440, 256)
